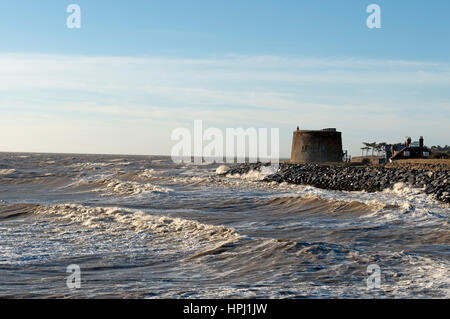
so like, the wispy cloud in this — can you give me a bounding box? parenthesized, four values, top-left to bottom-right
(0, 53, 449, 155)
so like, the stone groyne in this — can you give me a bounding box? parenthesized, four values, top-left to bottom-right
(221, 162, 450, 204)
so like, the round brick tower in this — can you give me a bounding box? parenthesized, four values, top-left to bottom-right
(290, 128, 343, 163)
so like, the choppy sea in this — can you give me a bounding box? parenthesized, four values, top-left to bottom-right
(0, 153, 448, 298)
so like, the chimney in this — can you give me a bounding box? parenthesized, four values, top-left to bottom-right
(419, 136, 424, 148)
(406, 137, 411, 147)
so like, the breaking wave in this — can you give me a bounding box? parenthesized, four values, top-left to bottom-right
(33, 204, 241, 248)
(98, 179, 172, 196)
(70, 162, 131, 169)
(225, 168, 277, 181)
(64, 177, 173, 196)
(0, 169, 16, 175)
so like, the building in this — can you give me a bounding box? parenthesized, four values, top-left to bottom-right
(389, 136, 431, 161)
(385, 143, 406, 160)
(290, 128, 343, 163)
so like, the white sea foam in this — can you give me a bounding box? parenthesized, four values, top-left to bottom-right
(99, 179, 173, 196)
(224, 165, 279, 181)
(288, 183, 448, 220)
(215, 165, 229, 175)
(139, 168, 156, 178)
(70, 161, 131, 169)
(60, 175, 173, 196)
(388, 253, 450, 298)
(0, 169, 16, 175)
(33, 204, 241, 251)
(71, 162, 113, 168)
(108, 158, 128, 162)
(219, 170, 449, 226)
(137, 169, 167, 178)
(227, 169, 270, 181)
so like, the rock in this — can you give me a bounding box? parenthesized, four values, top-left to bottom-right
(225, 162, 450, 204)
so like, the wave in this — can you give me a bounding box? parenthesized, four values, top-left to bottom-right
(0, 204, 38, 220)
(215, 165, 229, 175)
(99, 179, 172, 196)
(63, 177, 173, 196)
(138, 169, 158, 178)
(70, 162, 131, 169)
(265, 195, 384, 214)
(3, 200, 448, 297)
(33, 204, 241, 248)
(0, 169, 16, 175)
(224, 167, 278, 181)
(1, 203, 241, 267)
(217, 167, 449, 217)
(134, 169, 171, 180)
(131, 169, 214, 188)
(107, 158, 130, 162)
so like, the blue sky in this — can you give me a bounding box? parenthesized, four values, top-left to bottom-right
(0, 0, 449, 156)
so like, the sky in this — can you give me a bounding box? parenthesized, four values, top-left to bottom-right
(0, 0, 449, 157)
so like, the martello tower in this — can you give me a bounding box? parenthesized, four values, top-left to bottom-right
(290, 128, 343, 163)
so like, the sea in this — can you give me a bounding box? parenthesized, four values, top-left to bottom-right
(0, 152, 448, 298)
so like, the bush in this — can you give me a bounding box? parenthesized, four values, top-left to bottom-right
(430, 152, 449, 159)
